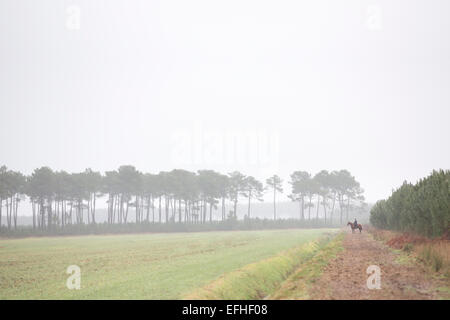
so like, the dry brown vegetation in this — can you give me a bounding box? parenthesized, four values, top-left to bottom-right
(369, 227, 450, 277)
(266, 229, 449, 300)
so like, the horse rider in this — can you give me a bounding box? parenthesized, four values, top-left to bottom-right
(353, 218, 358, 228)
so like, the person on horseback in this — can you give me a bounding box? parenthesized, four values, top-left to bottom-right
(353, 218, 358, 229)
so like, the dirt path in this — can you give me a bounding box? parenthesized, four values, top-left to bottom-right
(310, 230, 447, 300)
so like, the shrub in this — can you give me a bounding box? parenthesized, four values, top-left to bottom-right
(402, 243, 413, 253)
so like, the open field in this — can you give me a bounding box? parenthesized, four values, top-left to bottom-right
(186, 232, 341, 299)
(0, 228, 337, 299)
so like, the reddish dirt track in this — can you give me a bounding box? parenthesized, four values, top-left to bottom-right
(310, 229, 448, 300)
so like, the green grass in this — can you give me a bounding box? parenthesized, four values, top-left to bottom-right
(390, 248, 415, 266)
(185, 232, 339, 300)
(268, 232, 345, 299)
(0, 228, 337, 299)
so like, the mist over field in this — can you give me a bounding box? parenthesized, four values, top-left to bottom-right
(1, 0, 449, 207)
(0, 0, 448, 303)
(11, 202, 372, 226)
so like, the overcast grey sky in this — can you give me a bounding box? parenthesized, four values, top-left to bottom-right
(1, 0, 449, 204)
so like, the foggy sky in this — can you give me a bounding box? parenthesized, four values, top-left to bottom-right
(1, 0, 449, 205)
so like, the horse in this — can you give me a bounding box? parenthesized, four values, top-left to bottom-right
(347, 222, 362, 233)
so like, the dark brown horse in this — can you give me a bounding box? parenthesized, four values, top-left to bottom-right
(347, 222, 362, 233)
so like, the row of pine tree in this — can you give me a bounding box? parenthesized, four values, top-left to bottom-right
(370, 170, 449, 237)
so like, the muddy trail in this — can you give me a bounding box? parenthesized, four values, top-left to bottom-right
(308, 230, 448, 300)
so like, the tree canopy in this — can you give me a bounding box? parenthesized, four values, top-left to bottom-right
(0, 165, 366, 234)
(370, 170, 449, 237)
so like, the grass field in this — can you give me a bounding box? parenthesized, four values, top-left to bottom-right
(0, 228, 337, 299)
(186, 232, 342, 299)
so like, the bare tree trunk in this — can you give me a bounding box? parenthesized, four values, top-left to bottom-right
(6, 197, 10, 229)
(62, 201, 65, 227)
(92, 194, 96, 224)
(316, 195, 320, 220)
(9, 197, 13, 229)
(200, 200, 203, 223)
(14, 197, 18, 229)
(107, 195, 111, 224)
(69, 202, 73, 225)
(124, 201, 129, 223)
(159, 196, 162, 223)
(37, 202, 42, 229)
(308, 195, 312, 220)
(247, 193, 251, 219)
(330, 193, 336, 224)
(301, 196, 305, 220)
(87, 198, 91, 225)
(201, 200, 205, 223)
(152, 196, 155, 223)
(178, 199, 182, 223)
(298, 200, 302, 219)
(39, 202, 42, 228)
(186, 201, 190, 223)
(171, 198, 175, 221)
(136, 196, 140, 223)
(273, 188, 276, 220)
(146, 196, 150, 222)
(47, 200, 52, 229)
(346, 197, 350, 222)
(108, 197, 112, 224)
(119, 195, 124, 224)
(114, 195, 119, 223)
(209, 203, 213, 222)
(31, 201, 35, 229)
(165, 196, 169, 223)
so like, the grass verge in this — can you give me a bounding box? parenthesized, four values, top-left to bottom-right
(267, 232, 344, 299)
(184, 232, 342, 300)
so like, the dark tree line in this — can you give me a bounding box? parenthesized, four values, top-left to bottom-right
(0, 165, 365, 232)
(288, 170, 365, 224)
(370, 170, 449, 238)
